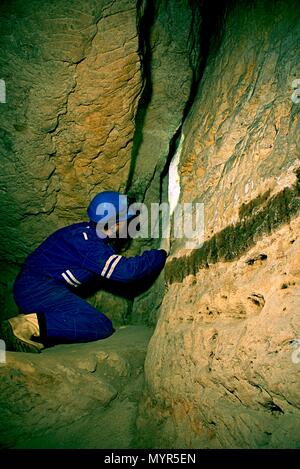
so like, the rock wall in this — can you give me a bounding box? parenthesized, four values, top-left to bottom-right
(138, 0, 300, 448)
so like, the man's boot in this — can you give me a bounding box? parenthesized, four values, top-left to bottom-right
(0, 313, 44, 353)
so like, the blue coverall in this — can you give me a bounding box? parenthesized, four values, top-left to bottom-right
(13, 222, 167, 343)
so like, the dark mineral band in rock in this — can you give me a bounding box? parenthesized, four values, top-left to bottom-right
(166, 168, 300, 284)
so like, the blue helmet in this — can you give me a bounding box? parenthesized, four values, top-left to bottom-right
(87, 191, 136, 223)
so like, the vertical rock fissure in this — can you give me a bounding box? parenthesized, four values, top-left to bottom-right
(125, 0, 156, 198)
(159, 0, 229, 203)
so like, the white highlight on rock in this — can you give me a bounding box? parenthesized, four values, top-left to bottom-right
(168, 133, 185, 216)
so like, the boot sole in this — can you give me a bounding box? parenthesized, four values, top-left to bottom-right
(1, 320, 42, 353)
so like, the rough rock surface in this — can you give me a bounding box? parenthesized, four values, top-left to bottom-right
(127, 0, 201, 205)
(0, 325, 152, 448)
(174, 0, 300, 253)
(0, 0, 143, 318)
(139, 217, 300, 448)
(138, 0, 300, 449)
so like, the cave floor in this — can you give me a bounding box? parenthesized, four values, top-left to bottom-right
(0, 325, 153, 449)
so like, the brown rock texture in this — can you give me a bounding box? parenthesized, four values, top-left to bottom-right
(127, 0, 201, 204)
(140, 217, 300, 448)
(137, 0, 300, 449)
(173, 0, 300, 252)
(0, 325, 152, 448)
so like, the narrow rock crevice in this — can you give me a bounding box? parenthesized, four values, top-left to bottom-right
(159, 0, 229, 201)
(125, 0, 156, 198)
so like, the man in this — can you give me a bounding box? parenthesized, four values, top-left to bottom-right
(1, 191, 168, 353)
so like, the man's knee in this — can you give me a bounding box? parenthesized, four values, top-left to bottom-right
(38, 308, 115, 343)
(96, 315, 115, 339)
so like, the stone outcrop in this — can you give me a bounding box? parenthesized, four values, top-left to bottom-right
(0, 325, 152, 448)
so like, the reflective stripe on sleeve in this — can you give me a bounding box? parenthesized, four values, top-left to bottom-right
(66, 270, 81, 285)
(106, 255, 122, 279)
(100, 254, 118, 277)
(62, 272, 78, 288)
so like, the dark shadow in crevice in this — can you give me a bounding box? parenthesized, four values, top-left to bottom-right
(125, 0, 156, 199)
(159, 0, 233, 201)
